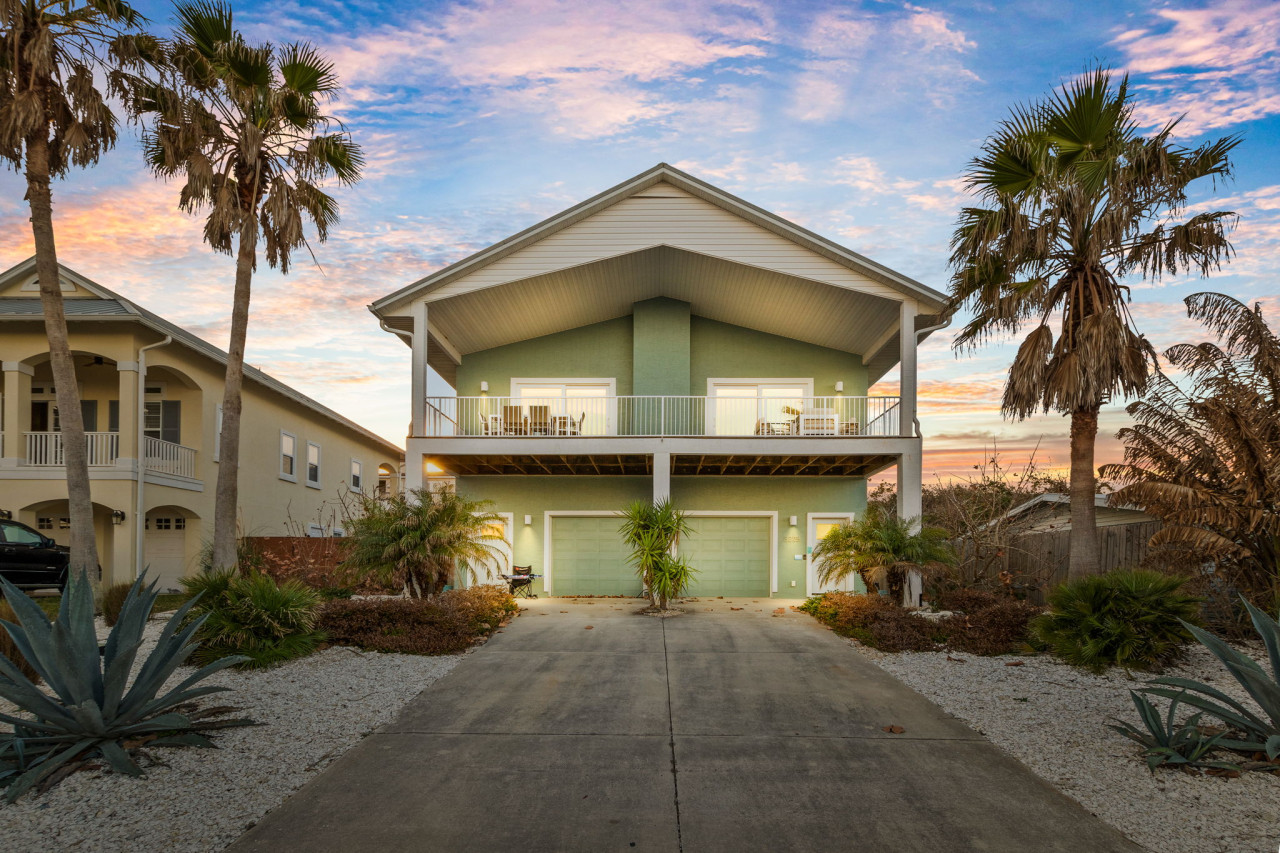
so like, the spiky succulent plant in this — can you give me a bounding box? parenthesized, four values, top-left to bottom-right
(0, 572, 251, 801)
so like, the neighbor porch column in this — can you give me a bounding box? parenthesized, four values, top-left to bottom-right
(411, 300, 429, 438)
(898, 300, 917, 438)
(116, 360, 139, 472)
(652, 451, 671, 503)
(897, 448, 924, 607)
(1, 361, 33, 468)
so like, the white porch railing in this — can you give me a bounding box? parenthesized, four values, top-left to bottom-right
(24, 431, 120, 466)
(423, 396, 900, 438)
(144, 436, 197, 479)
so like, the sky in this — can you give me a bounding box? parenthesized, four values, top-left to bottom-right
(2, 0, 1277, 482)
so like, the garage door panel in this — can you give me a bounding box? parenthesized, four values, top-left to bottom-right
(550, 516, 636, 597)
(681, 517, 771, 598)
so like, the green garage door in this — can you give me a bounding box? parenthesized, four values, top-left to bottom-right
(680, 516, 771, 598)
(549, 515, 638, 596)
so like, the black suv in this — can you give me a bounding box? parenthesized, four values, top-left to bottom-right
(0, 520, 70, 592)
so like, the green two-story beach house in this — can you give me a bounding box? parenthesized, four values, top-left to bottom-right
(371, 164, 948, 600)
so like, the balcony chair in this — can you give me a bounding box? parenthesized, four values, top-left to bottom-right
(528, 405, 551, 436)
(501, 405, 527, 435)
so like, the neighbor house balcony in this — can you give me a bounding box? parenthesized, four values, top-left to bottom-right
(22, 431, 198, 479)
(422, 395, 901, 439)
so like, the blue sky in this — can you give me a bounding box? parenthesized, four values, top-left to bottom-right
(2, 0, 1276, 479)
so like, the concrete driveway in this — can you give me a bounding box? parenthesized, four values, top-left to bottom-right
(228, 598, 1139, 853)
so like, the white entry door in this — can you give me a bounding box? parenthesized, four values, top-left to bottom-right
(807, 513, 860, 596)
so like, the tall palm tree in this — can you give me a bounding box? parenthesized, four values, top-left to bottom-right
(344, 488, 507, 599)
(813, 508, 955, 601)
(1102, 293, 1280, 608)
(134, 1, 362, 570)
(0, 0, 157, 581)
(948, 68, 1239, 580)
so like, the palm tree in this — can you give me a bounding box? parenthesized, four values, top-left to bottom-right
(813, 508, 954, 602)
(134, 1, 362, 570)
(948, 68, 1239, 580)
(0, 1, 157, 581)
(344, 488, 507, 599)
(618, 498, 695, 610)
(1102, 293, 1280, 608)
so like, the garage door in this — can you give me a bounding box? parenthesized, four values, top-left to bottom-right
(680, 516, 771, 598)
(549, 515, 637, 596)
(144, 513, 187, 592)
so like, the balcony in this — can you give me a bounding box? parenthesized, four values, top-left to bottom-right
(23, 432, 197, 479)
(422, 396, 901, 439)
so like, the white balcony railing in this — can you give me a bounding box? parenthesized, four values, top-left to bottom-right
(144, 436, 197, 479)
(423, 396, 900, 438)
(23, 431, 197, 479)
(24, 431, 120, 466)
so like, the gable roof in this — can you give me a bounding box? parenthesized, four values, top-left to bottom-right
(371, 162, 948, 314)
(0, 257, 402, 457)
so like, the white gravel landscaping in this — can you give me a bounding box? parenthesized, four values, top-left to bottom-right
(856, 641, 1280, 853)
(0, 616, 462, 853)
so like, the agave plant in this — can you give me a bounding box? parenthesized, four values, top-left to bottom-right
(1143, 599, 1280, 760)
(1110, 691, 1235, 772)
(0, 573, 250, 801)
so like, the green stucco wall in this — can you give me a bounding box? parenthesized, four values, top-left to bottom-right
(632, 298, 690, 396)
(454, 315, 634, 397)
(458, 474, 867, 597)
(689, 316, 868, 397)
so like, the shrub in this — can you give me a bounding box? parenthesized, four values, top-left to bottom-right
(0, 599, 39, 684)
(869, 610, 941, 652)
(941, 598, 1041, 656)
(936, 587, 1001, 615)
(1031, 570, 1201, 673)
(0, 573, 250, 801)
(182, 569, 325, 669)
(320, 585, 517, 656)
(100, 581, 133, 627)
(799, 591, 897, 637)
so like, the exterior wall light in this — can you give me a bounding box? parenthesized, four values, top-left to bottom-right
(480, 381, 489, 393)
(523, 514, 532, 526)
(834, 381, 844, 393)
(788, 515, 797, 527)
(110, 510, 126, 525)
(0, 509, 11, 520)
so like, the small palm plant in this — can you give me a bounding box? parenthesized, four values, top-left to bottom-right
(181, 569, 325, 669)
(813, 508, 955, 602)
(344, 488, 507, 599)
(618, 499, 695, 610)
(0, 572, 250, 801)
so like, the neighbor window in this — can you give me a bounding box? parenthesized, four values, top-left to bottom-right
(306, 442, 321, 488)
(280, 431, 297, 481)
(350, 459, 363, 491)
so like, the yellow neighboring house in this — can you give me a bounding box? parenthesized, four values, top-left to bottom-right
(0, 258, 403, 591)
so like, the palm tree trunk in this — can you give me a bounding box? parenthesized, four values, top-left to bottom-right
(1067, 405, 1101, 581)
(24, 130, 99, 583)
(210, 219, 257, 571)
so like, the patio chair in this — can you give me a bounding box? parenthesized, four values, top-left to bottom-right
(508, 565, 535, 598)
(528, 405, 551, 435)
(501, 405, 527, 435)
(571, 412, 586, 435)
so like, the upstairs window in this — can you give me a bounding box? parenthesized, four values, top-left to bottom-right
(350, 459, 363, 491)
(306, 442, 321, 488)
(280, 431, 297, 481)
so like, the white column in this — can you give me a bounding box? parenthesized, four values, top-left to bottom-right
(1, 361, 33, 468)
(115, 361, 139, 470)
(897, 447, 924, 607)
(410, 300, 429, 438)
(898, 300, 917, 438)
(404, 448, 425, 495)
(652, 451, 671, 503)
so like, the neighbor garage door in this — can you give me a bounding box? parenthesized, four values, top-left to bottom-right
(549, 515, 637, 596)
(680, 516, 771, 598)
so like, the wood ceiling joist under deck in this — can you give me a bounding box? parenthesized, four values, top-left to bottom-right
(429, 454, 894, 477)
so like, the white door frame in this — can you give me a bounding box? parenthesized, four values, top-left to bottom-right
(806, 512, 856, 596)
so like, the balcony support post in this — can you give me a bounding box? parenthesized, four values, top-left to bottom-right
(1, 361, 33, 468)
(898, 300, 917, 438)
(652, 451, 671, 503)
(896, 445, 923, 607)
(411, 301, 429, 438)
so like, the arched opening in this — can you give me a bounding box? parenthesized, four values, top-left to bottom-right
(23, 351, 120, 466)
(18, 499, 114, 585)
(377, 463, 397, 496)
